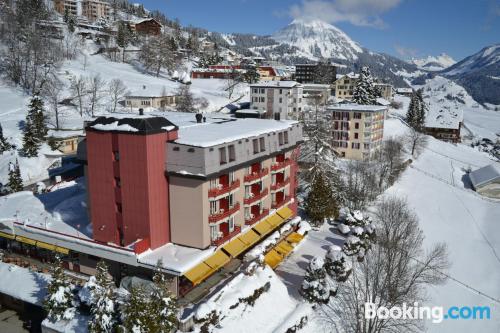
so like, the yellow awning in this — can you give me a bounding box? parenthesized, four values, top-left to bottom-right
(184, 262, 214, 286)
(286, 232, 304, 244)
(275, 240, 294, 256)
(264, 249, 283, 269)
(204, 250, 230, 270)
(252, 219, 273, 237)
(266, 214, 285, 228)
(55, 246, 70, 255)
(36, 241, 56, 251)
(16, 236, 37, 246)
(223, 238, 247, 257)
(237, 229, 260, 246)
(277, 206, 294, 220)
(0, 231, 15, 240)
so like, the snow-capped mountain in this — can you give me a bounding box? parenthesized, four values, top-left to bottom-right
(410, 53, 456, 71)
(442, 44, 500, 105)
(271, 19, 363, 61)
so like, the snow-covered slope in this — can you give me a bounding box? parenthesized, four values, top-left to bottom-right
(411, 53, 456, 71)
(442, 44, 500, 105)
(271, 19, 363, 61)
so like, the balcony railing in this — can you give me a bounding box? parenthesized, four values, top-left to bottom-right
(270, 178, 290, 191)
(272, 196, 291, 209)
(208, 179, 240, 198)
(243, 188, 269, 205)
(244, 168, 269, 183)
(211, 226, 241, 247)
(245, 208, 270, 226)
(209, 203, 240, 223)
(271, 159, 292, 172)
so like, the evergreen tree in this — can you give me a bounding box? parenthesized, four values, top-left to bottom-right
(22, 93, 47, 157)
(242, 65, 260, 84)
(304, 171, 339, 226)
(63, 7, 70, 23)
(352, 66, 377, 105)
(301, 257, 332, 304)
(406, 89, 427, 130)
(324, 245, 352, 282)
(151, 263, 178, 332)
(7, 159, 23, 193)
(116, 22, 131, 62)
(0, 123, 13, 153)
(43, 255, 75, 322)
(176, 85, 195, 113)
(88, 261, 116, 333)
(122, 286, 151, 333)
(21, 117, 40, 157)
(68, 15, 76, 33)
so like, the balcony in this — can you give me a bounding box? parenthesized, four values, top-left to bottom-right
(243, 188, 269, 205)
(244, 168, 269, 183)
(208, 179, 240, 198)
(270, 178, 290, 191)
(211, 226, 241, 247)
(271, 159, 292, 172)
(272, 196, 291, 209)
(245, 209, 270, 226)
(209, 203, 240, 223)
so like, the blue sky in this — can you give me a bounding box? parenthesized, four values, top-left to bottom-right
(136, 0, 500, 61)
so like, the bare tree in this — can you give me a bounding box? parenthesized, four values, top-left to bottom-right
(61, 32, 79, 60)
(88, 75, 106, 117)
(108, 79, 127, 113)
(176, 84, 195, 113)
(320, 197, 449, 333)
(404, 128, 428, 157)
(223, 68, 241, 99)
(70, 76, 87, 116)
(343, 161, 378, 210)
(42, 78, 64, 130)
(139, 34, 178, 77)
(374, 137, 405, 189)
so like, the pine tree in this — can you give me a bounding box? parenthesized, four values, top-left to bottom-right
(122, 286, 151, 333)
(342, 209, 376, 260)
(301, 257, 332, 304)
(305, 171, 339, 226)
(243, 65, 260, 84)
(0, 123, 13, 153)
(7, 159, 23, 193)
(63, 7, 70, 23)
(151, 263, 178, 332)
(31, 93, 48, 141)
(324, 245, 352, 282)
(68, 15, 76, 33)
(21, 117, 40, 157)
(176, 85, 195, 113)
(88, 261, 116, 333)
(352, 66, 377, 105)
(407, 89, 427, 130)
(44, 255, 75, 322)
(415, 89, 427, 129)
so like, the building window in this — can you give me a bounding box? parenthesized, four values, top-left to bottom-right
(279, 89, 283, 94)
(210, 178, 218, 189)
(355, 122, 359, 129)
(354, 133, 359, 139)
(354, 112, 362, 119)
(228, 194, 234, 207)
(219, 147, 227, 165)
(228, 217, 235, 232)
(187, 148, 195, 153)
(352, 142, 360, 149)
(173, 147, 180, 151)
(113, 151, 120, 161)
(259, 137, 265, 152)
(284, 131, 289, 144)
(229, 171, 235, 183)
(114, 177, 121, 187)
(278, 132, 284, 145)
(253, 139, 259, 154)
(210, 225, 218, 241)
(116, 203, 122, 213)
(210, 200, 217, 214)
(279, 97, 283, 103)
(228, 145, 236, 162)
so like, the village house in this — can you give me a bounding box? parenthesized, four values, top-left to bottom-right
(128, 18, 162, 36)
(374, 83, 394, 101)
(250, 81, 304, 120)
(257, 66, 289, 81)
(334, 73, 359, 100)
(329, 104, 387, 160)
(424, 106, 463, 143)
(0, 112, 303, 300)
(191, 65, 245, 79)
(396, 87, 413, 97)
(125, 85, 179, 109)
(47, 130, 84, 155)
(469, 164, 500, 199)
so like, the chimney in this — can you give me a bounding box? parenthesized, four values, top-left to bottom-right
(203, 117, 207, 123)
(139, 108, 144, 116)
(143, 85, 146, 90)
(195, 113, 203, 123)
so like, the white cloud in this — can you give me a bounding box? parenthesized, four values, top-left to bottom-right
(288, 0, 403, 28)
(394, 44, 418, 58)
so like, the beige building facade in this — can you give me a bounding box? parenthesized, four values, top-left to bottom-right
(374, 83, 394, 101)
(330, 104, 387, 160)
(334, 73, 359, 99)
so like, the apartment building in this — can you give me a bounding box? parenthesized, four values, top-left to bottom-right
(295, 63, 337, 84)
(374, 83, 394, 101)
(250, 81, 303, 120)
(54, 0, 79, 17)
(82, 0, 110, 22)
(329, 104, 387, 160)
(334, 73, 359, 100)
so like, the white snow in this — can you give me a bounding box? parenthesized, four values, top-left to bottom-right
(0, 261, 51, 305)
(411, 53, 456, 71)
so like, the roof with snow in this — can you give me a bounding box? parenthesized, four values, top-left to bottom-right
(425, 106, 463, 130)
(250, 81, 301, 88)
(87, 116, 178, 135)
(469, 164, 500, 189)
(327, 103, 387, 112)
(126, 85, 179, 98)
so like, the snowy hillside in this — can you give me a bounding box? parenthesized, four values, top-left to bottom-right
(411, 53, 456, 71)
(442, 44, 500, 105)
(271, 19, 363, 61)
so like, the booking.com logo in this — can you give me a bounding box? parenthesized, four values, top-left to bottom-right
(364, 302, 491, 324)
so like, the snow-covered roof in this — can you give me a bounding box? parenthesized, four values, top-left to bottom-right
(469, 164, 500, 189)
(48, 130, 85, 139)
(126, 85, 178, 98)
(302, 83, 331, 89)
(250, 81, 301, 89)
(88, 116, 178, 134)
(327, 103, 387, 112)
(425, 106, 463, 129)
(336, 73, 359, 81)
(396, 88, 413, 93)
(375, 97, 391, 106)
